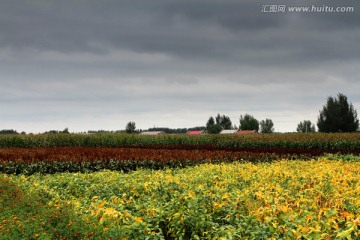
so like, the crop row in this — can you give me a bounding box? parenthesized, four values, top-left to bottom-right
(0, 146, 342, 163)
(0, 132, 360, 150)
(0, 146, 346, 175)
(1, 158, 360, 239)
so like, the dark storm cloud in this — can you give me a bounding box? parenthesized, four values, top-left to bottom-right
(1, 0, 359, 64)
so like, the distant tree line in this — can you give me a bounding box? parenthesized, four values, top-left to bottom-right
(123, 121, 206, 134)
(0, 129, 21, 135)
(146, 126, 206, 134)
(149, 93, 358, 134)
(44, 128, 70, 134)
(2, 94, 358, 135)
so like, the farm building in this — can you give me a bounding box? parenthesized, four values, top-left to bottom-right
(220, 129, 238, 134)
(140, 131, 165, 135)
(236, 130, 257, 135)
(186, 130, 203, 135)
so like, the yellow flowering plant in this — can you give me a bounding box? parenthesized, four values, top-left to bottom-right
(1, 155, 360, 239)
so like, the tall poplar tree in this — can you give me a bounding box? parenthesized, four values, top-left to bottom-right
(317, 93, 359, 132)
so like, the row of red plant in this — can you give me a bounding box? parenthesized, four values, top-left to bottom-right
(0, 146, 350, 164)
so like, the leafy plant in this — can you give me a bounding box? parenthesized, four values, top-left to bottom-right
(2, 158, 360, 239)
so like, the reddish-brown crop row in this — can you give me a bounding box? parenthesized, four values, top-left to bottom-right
(0, 147, 264, 163)
(0, 146, 348, 164)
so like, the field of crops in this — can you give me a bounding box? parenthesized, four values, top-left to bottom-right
(1, 132, 360, 174)
(1, 133, 360, 239)
(0, 132, 360, 150)
(1, 157, 360, 239)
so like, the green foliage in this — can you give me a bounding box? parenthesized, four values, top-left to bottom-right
(317, 93, 359, 132)
(44, 128, 70, 134)
(239, 114, 259, 132)
(297, 120, 316, 133)
(260, 119, 274, 133)
(205, 116, 214, 133)
(322, 153, 360, 162)
(207, 124, 223, 134)
(206, 116, 215, 129)
(215, 113, 233, 130)
(0, 176, 96, 239)
(1, 132, 360, 175)
(206, 114, 233, 133)
(0, 132, 360, 150)
(125, 121, 136, 134)
(206, 116, 222, 134)
(2, 159, 360, 239)
(146, 126, 206, 134)
(0, 160, 183, 175)
(0, 129, 19, 134)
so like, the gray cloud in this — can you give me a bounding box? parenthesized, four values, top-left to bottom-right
(0, 0, 359, 132)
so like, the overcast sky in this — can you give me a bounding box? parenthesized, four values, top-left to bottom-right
(1, 0, 359, 133)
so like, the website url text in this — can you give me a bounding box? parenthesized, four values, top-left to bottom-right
(261, 5, 355, 13)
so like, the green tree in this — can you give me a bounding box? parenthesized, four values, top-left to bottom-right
(125, 121, 136, 133)
(317, 93, 359, 132)
(260, 119, 274, 133)
(207, 124, 222, 134)
(215, 114, 233, 130)
(206, 117, 215, 129)
(206, 116, 222, 134)
(239, 114, 259, 132)
(297, 120, 316, 133)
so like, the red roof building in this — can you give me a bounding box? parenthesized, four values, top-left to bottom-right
(186, 130, 203, 135)
(236, 130, 257, 135)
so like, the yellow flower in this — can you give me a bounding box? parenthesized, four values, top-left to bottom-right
(134, 217, 143, 223)
(353, 218, 360, 226)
